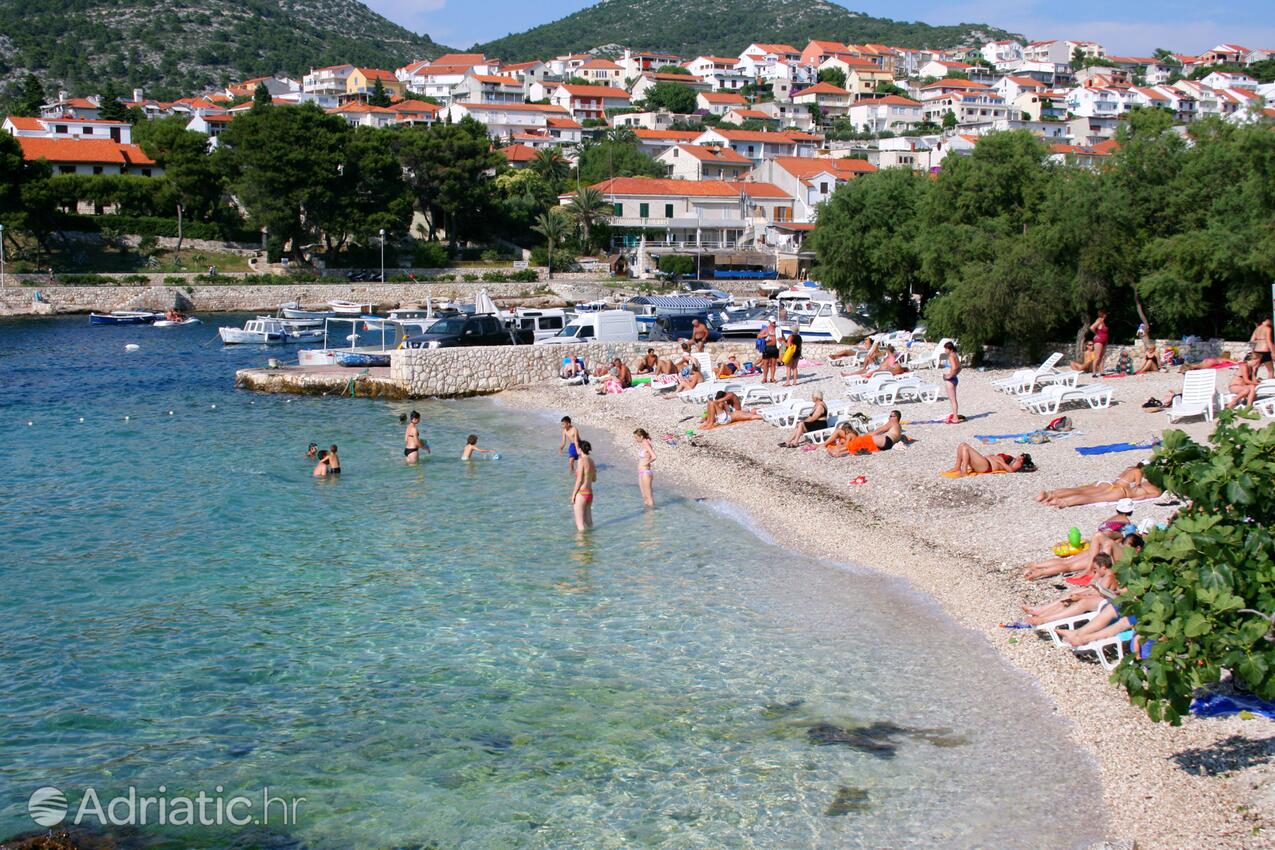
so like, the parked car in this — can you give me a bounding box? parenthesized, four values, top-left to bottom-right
(646, 313, 723, 344)
(535, 310, 640, 345)
(405, 314, 533, 348)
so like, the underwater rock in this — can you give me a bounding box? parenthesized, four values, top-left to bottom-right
(824, 786, 872, 817)
(760, 699, 805, 719)
(471, 732, 513, 753)
(805, 721, 968, 758)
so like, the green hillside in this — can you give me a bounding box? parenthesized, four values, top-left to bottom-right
(476, 0, 1020, 60)
(0, 0, 452, 99)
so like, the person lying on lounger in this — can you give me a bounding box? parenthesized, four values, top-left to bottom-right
(1059, 587, 1139, 648)
(944, 443, 1035, 476)
(877, 345, 909, 376)
(676, 361, 704, 391)
(1023, 529, 1142, 582)
(716, 355, 742, 379)
(1180, 351, 1237, 372)
(827, 410, 906, 457)
(1226, 352, 1262, 409)
(1036, 464, 1161, 508)
(1022, 554, 1119, 626)
(702, 391, 762, 429)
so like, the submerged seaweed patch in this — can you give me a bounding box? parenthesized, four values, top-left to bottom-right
(805, 721, 968, 758)
(825, 786, 871, 817)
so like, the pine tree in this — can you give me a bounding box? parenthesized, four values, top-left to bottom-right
(10, 74, 45, 117)
(252, 83, 272, 111)
(368, 79, 392, 108)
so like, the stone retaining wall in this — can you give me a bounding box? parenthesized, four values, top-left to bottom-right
(391, 341, 844, 397)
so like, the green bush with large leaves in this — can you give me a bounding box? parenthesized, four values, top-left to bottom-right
(1114, 412, 1275, 723)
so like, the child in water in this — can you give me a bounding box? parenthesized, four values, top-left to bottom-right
(461, 434, 498, 460)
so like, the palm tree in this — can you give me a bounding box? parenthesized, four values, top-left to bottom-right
(564, 186, 612, 254)
(532, 209, 568, 279)
(531, 147, 569, 188)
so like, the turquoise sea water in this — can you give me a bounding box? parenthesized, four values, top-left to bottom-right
(1, 316, 1105, 849)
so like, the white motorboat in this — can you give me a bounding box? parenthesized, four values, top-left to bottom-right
(219, 318, 290, 345)
(280, 302, 336, 320)
(363, 307, 436, 331)
(89, 310, 158, 325)
(328, 300, 373, 316)
(775, 289, 862, 343)
(152, 317, 201, 327)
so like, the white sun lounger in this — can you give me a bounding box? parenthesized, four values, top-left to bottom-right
(992, 353, 1064, 394)
(864, 376, 940, 405)
(1036, 612, 1098, 647)
(802, 412, 890, 444)
(740, 385, 793, 405)
(844, 373, 895, 400)
(1071, 633, 1129, 671)
(678, 380, 744, 404)
(1019, 383, 1114, 415)
(760, 399, 815, 428)
(1167, 370, 1217, 423)
(1257, 397, 1275, 418)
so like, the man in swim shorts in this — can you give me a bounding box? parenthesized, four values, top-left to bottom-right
(559, 415, 582, 473)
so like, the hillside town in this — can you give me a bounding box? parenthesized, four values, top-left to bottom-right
(3, 37, 1273, 276)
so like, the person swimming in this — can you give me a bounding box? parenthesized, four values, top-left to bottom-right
(461, 434, 498, 460)
(313, 445, 341, 477)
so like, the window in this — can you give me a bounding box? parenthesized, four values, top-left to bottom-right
(55, 124, 67, 134)
(141, 168, 152, 177)
(93, 166, 103, 175)
(613, 202, 623, 216)
(819, 182, 828, 194)
(83, 126, 94, 134)
(672, 148, 678, 157)
(59, 165, 75, 174)
(664, 203, 673, 218)
(639, 202, 649, 218)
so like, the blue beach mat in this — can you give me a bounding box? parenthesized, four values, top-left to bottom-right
(1192, 691, 1275, 721)
(976, 430, 1080, 444)
(1075, 440, 1161, 456)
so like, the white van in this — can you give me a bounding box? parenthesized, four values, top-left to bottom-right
(535, 309, 640, 345)
(511, 308, 569, 342)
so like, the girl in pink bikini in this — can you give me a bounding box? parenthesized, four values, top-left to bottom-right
(570, 440, 596, 531)
(634, 428, 656, 508)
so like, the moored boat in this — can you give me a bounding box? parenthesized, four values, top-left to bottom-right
(90, 311, 158, 325)
(218, 318, 290, 345)
(280, 302, 337, 320)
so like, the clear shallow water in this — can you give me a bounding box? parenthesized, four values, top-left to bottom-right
(0, 316, 1105, 849)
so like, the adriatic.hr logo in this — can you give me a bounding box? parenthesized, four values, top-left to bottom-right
(28, 786, 69, 827)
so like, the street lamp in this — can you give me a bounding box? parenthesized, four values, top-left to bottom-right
(379, 228, 385, 283)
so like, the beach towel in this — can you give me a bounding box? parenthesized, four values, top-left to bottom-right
(1075, 440, 1161, 456)
(939, 469, 1008, 478)
(1191, 691, 1275, 721)
(910, 412, 993, 426)
(976, 430, 1080, 444)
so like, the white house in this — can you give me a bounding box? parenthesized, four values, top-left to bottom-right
(751, 100, 816, 130)
(981, 40, 1024, 70)
(451, 72, 524, 104)
(918, 59, 973, 79)
(16, 136, 160, 177)
(443, 102, 573, 139)
(550, 84, 631, 121)
(632, 129, 702, 156)
(844, 95, 922, 133)
(1200, 71, 1258, 91)
(750, 155, 876, 220)
(696, 91, 748, 115)
(656, 143, 753, 180)
(686, 56, 750, 91)
(922, 91, 1010, 126)
(5, 115, 132, 143)
(693, 128, 817, 162)
(791, 82, 851, 119)
(1023, 40, 1071, 65)
(1066, 41, 1107, 61)
(303, 64, 354, 96)
(575, 58, 624, 84)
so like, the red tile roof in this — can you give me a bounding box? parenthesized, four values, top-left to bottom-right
(454, 101, 568, 114)
(355, 68, 397, 81)
(699, 91, 747, 104)
(633, 129, 701, 140)
(586, 177, 787, 198)
(469, 74, 522, 85)
(579, 59, 622, 70)
(772, 155, 876, 180)
(670, 143, 751, 164)
(546, 116, 581, 128)
(432, 53, 487, 67)
(4, 116, 44, 130)
(501, 143, 538, 163)
(390, 99, 442, 113)
(849, 95, 920, 107)
(19, 137, 155, 166)
(921, 78, 990, 90)
(793, 82, 850, 97)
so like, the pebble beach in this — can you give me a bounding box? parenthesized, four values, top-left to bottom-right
(501, 347, 1275, 850)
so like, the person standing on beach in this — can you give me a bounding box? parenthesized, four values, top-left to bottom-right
(782, 328, 802, 387)
(405, 411, 429, 463)
(559, 416, 582, 473)
(1090, 310, 1109, 377)
(942, 341, 961, 423)
(760, 321, 780, 383)
(570, 440, 596, 531)
(1250, 317, 1274, 379)
(634, 428, 656, 508)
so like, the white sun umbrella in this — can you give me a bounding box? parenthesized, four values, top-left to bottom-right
(473, 289, 499, 316)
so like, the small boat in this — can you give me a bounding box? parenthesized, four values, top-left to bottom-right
(285, 327, 325, 343)
(363, 307, 434, 331)
(334, 351, 391, 368)
(90, 311, 158, 325)
(153, 317, 201, 327)
(219, 318, 290, 345)
(280, 302, 336, 320)
(329, 300, 373, 316)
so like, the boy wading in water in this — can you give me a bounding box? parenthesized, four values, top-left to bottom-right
(404, 411, 429, 463)
(559, 416, 582, 473)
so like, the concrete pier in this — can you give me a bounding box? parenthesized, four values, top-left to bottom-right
(235, 365, 407, 398)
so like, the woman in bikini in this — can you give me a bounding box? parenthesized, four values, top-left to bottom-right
(676, 361, 704, 392)
(944, 443, 1033, 477)
(1022, 554, 1119, 626)
(1036, 463, 1161, 508)
(1070, 339, 1097, 372)
(702, 392, 762, 429)
(570, 439, 596, 531)
(1251, 318, 1274, 379)
(1226, 352, 1263, 409)
(942, 341, 961, 423)
(634, 428, 656, 508)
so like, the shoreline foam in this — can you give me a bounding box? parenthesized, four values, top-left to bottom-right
(498, 358, 1275, 850)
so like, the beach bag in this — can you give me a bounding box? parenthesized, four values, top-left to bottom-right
(780, 344, 797, 365)
(1046, 415, 1073, 432)
(755, 336, 766, 354)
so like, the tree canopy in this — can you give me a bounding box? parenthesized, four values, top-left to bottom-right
(640, 81, 698, 114)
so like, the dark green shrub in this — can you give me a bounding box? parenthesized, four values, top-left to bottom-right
(509, 269, 539, 283)
(481, 271, 509, 283)
(1114, 412, 1275, 723)
(413, 240, 449, 268)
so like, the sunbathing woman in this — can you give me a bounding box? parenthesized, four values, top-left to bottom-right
(676, 361, 703, 392)
(779, 392, 828, 447)
(1036, 463, 1160, 508)
(1133, 335, 1161, 375)
(944, 443, 1034, 477)
(1180, 351, 1237, 372)
(1070, 339, 1097, 372)
(702, 391, 763, 429)
(1226, 352, 1262, 409)
(828, 411, 905, 457)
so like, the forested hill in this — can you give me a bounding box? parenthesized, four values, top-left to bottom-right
(0, 0, 452, 99)
(476, 0, 1019, 60)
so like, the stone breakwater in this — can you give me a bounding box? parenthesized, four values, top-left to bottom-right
(392, 341, 784, 397)
(0, 281, 661, 317)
